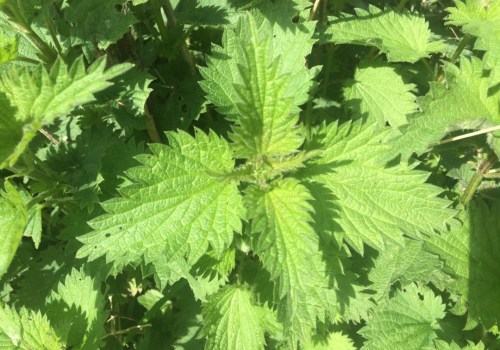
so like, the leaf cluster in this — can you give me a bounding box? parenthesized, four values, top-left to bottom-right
(0, 0, 499, 349)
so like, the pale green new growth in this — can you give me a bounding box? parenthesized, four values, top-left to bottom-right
(394, 57, 499, 159)
(0, 180, 27, 278)
(324, 5, 445, 63)
(47, 269, 107, 349)
(424, 200, 500, 327)
(360, 284, 445, 350)
(245, 178, 336, 344)
(0, 304, 62, 350)
(230, 14, 304, 158)
(0, 56, 132, 168)
(77, 130, 244, 290)
(309, 121, 455, 253)
(344, 61, 417, 127)
(201, 286, 267, 350)
(199, 4, 317, 121)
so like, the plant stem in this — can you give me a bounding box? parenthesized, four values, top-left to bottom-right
(14, 55, 40, 65)
(450, 34, 471, 63)
(160, 0, 196, 74)
(42, 6, 63, 56)
(144, 104, 162, 143)
(160, 0, 177, 26)
(309, 0, 321, 20)
(103, 324, 151, 339)
(421, 57, 434, 78)
(150, 0, 170, 44)
(430, 125, 500, 147)
(461, 152, 498, 205)
(437, 34, 471, 82)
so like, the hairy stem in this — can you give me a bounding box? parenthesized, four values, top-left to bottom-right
(437, 34, 471, 82)
(450, 34, 471, 63)
(144, 104, 163, 143)
(461, 153, 499, 205)
(160, 0, 196, 74)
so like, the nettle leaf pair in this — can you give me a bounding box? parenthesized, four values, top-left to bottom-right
(75, 12, 454, 347)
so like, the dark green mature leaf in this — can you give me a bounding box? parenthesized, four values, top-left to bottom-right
(367, 239, 445, 300)
(77, 130, 244, 294)
(323, 5, 446, 63)
(424, 200, 500, 327)
(65, 0, 137, 51)
(245, 178, 337, 345)
(360, 284, 446, 350)
(344, 61, 417, 127)
(47, 269, 107, 349)
(394, 57, 499, 159)
(308, 121, 455, 254)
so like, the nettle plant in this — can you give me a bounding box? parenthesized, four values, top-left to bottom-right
(0, 0, 499, 349)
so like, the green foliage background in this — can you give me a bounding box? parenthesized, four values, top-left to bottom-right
(0, 0, 499, 349)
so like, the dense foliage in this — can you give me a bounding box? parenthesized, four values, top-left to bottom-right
(0, 0, 499, 349)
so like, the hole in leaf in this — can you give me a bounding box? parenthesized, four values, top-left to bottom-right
(177, 95, 184, 102)
(105, 233, 111, 238)
(291, 15, 300, 24)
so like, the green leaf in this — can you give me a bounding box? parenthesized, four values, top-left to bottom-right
(424, 200, 500, 327)
(229, 13, 304, 158)
(360, 284, 446, 350)
(65, 0, 137, 50)
(0, 56, 132, 168)
(394, 57, 499, 159)
(245, 178, 337, 344)
(447, 0, 500, 83)
(323, 5, 445, 63)
(0, 180, 27, 278)
(343, 61, 417, 127)
(201, 286, 268, 350)
(367, 239, 444, 300)
(199, 7, 317, 122)
(0, 304, 62, 350)
(307, 121, 455, 253)
(304, 331, 356, 350)
(172, 0, 243, 26)
(24, 204, 42, 249)
(46, 269, 106, 350)
(76, 130, 244, 290)
(434, 340, 485, 350)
